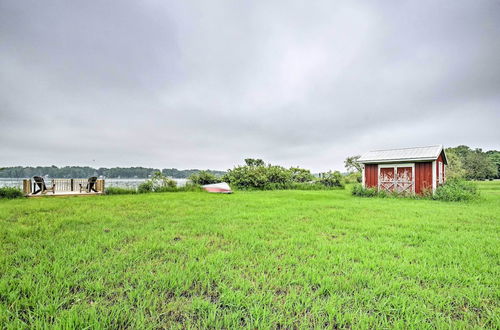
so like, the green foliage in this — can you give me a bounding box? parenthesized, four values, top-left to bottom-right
(189, 171, 219, 185)
(486, 150, 500, 179)
(223, 160, 327, 190)
(344, 155, 362, 173)
(351, 184, 377, 197)
(446, 146, 498, 180)
(0, 187, 24, 199)
(445, 149, 466, 180)
(105, 187, 137, 195)
(137, 172, 177, 193)
(433, 179, 479, 202)
(344, 171, 362, 184)
(1, 182, 499, 328)
(289, 167, 315, 183)
(244, 158, 265, 167)
(150, 172, 177, 191)
(464, 151, 497, 180)
(318, 171, 345, 188)
(137, 181, 154, 193)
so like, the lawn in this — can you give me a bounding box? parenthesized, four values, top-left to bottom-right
(1, 182, 499, 328)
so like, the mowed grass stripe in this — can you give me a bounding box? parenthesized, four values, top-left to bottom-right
(1, 183, 499, 328)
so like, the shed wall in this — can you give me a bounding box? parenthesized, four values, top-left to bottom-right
(415, 162, 433, 194)
(436, 152, 445, 186)
(364, 164, 378, 188)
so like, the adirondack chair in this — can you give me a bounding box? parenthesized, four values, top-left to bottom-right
(32, 176, 55, 194)
(80, 177, 98, 193)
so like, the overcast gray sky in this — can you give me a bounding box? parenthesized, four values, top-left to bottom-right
(1, 0, 499, 171)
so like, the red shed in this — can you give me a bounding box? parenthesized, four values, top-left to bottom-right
(358, 145, 448, 195)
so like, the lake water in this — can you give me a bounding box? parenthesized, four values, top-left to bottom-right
(0, 178, 189, 189)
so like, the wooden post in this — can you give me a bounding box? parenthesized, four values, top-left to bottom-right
(23, 179, 32, 195)
(96, 179, 105, 193)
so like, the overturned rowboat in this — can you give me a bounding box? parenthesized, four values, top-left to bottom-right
(201, 182, 232, 194)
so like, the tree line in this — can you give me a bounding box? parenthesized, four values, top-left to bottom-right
(445, 146, 499, 180)
(1, 145, 497, 182)
(0, 166, 226, 179)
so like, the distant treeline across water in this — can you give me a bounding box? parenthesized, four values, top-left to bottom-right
(0, 166, 226, 179)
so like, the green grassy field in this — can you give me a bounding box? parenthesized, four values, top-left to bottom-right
(1, 182, 499, 328)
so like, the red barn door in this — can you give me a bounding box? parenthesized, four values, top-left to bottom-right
(395, 167, 413, 193)
(379, 167, 395, 191)
(378, 164, 415, 194)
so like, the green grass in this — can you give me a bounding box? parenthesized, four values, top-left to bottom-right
(1, 182, 499, 328)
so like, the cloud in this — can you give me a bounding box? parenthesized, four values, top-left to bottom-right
(1, 0, 499, 171)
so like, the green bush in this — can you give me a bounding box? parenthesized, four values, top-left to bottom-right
(137, 181, 153, 193)
(223, 159, 339, 190)
(137, 172, 177, 193)
(222, 162, 285, 190)
(345, 172, 362, 184)
(105, 187, 137, 195)
(318, 171, 345, 188)
(189, 171, 219, 185)
(351, 184, 377, 197)
(289, 167, 315, 183)
(0, 187, 24, 199)
(433, 179, 479, 202)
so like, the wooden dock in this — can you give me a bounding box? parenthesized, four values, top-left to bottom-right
(23, 178, 105, 197)
(26, 191, 104, 198)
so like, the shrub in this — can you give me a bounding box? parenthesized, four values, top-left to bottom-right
(138, 172, 177, 193)
(289, 167, 315, 183)
(189, 171, 219, 185)
(433, 179, 479, 202)
(351, 184, 377, 197)
(0, 187, 24, 199)
(224, 159, 346, 190)
(138, 181, 154, 193)
(105, 187, 137, 195)
(344, 172, 362, 184)
(318, 171, 345, 188)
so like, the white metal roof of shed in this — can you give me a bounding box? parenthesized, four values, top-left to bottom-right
(358, 145, 447, 164)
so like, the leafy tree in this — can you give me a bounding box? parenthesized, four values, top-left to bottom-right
(444, 149, 466, 180)
(446, 146, 498, 180)
(344, 155, 362, 173)
(289, 167, 315, 182)
(318, 171, 345, 188)
(464, 151, 497, 180)
(486, 150, 500, 179)
(244, 159, 265, 167)
(448, 145, 473, 159)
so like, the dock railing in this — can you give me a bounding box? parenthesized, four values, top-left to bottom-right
(23, 178, 105, 196)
